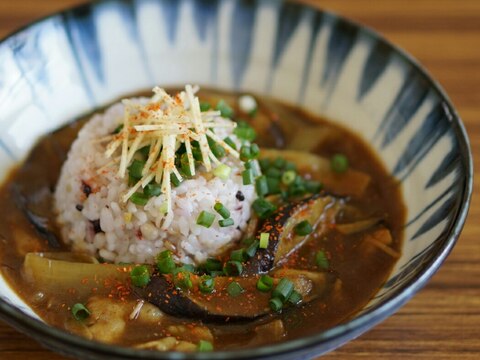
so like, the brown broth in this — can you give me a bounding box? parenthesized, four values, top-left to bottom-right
(0, 88, 405, 350)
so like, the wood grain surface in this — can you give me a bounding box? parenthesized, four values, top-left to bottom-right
(0, 1, 479, 359)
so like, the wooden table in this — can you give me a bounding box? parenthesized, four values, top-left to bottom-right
(1, 0, 479, 359)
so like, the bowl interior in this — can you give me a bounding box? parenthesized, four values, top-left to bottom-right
(0, 0, 471, 358)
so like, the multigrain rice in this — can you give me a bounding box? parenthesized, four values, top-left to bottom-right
(54, 100, 256, 265)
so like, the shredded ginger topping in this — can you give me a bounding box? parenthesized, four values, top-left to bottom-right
(102, 85, 240, 219)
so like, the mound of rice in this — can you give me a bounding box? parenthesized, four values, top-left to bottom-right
(54, 100, 256, 265)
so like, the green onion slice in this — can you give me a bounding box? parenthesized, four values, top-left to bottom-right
(219, 218, 234, 227)
(173, 270, 193, 290)
(259, 232, 270, 249)
(156, 250, 176, 274)
(198, 275, 215, 294)
(227, 281, 244, 297)
(255, 175, 269, 197)
(214, 202, 231, 219)
(223, 260, 243, 276)
(130, 265, 150, 287)
(272, 278, 294, 302)
(282, 170, 296, 185)
(242, 169, 255, 185)
(197, 340, 214, 352)
(230, 248, 247, 262)
(205, 258, 223, 272)
(316, 250, 330, 270)
(330, 154, 349, 173)
(257, 275, 274, 292)
(128, 159, 145, 180)
(245, 239, 259, 258)
(71, 303, 90, 321)
(269, 297, 283, 312)
(295, 220, 313, 236)
(130, 192, 149, 206)
(287, 290, 303, 305)
(252, 198, 277, 219)
(197, 211, 215, 228)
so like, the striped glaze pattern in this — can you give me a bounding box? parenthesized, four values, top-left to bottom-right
(0, 0, 471, 359)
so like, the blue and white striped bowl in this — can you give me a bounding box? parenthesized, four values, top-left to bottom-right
(0, 1, 472, 359)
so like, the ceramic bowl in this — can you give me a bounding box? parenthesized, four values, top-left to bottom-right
(0, 0, 472, 359)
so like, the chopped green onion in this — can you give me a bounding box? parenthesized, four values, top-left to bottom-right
(295, 220, 313, 236)
(244, 161, 260, 177)
(223, 260, 243, 276)
(198, 275, 215, 294)
(130, 192, 149, 206)
(223, 136, 237, 150)
(265, 167, 282, 179)
(213, 164, 231, 180)
(200, 102, 211, 112)
(252, 198, 277, 219)
(234, 121, 256, 142)
(269, 297, 283, 312)
(214, 202, 231, 219)
(273, 157, 286, 169)
(330, 154, 349, 173)
(144, 183, 162, 197)
(284, 161, 296, 171)
(282, 170, 296, 185)
(287, 290, 303, 305)
(255, 176, 269, 197)
(227, 281, 244, 297)
(230, 248, 247, 262)
(245, 239, 259, 258)
(250, 143, 260, 159)
(266, 177, 281, 195)
(173, 270, 193, 290)
(219, 218, 234, 227)
(197, 340, 214, 352)
(288, 177, 306, 197)
(171, 172, 182, 187)
(205, 258, 223, 272)
(259, 232, 270, 249)
(210, 270, 225, 278)
(208, 136, 226, 158)
(259, 158, 271, 172)
(128, 174, 137, 186)
(113, 124, 124, 134)
(156, 250, 176, 274)
(71, 303, 90, 321)
(316, 250, 330, 270)
(139, 145, 150, 158)
(192, 147, 203, 161)
(242, 169, 255, 185)
(130, 265, 150, 287)
(257, 275, 274, 292)
(216, 99, 234, 119)
(180, 153, 193, 177)
(159, 202, 168, 215)
(305, 180, 322, 194)
(128, 159, 145, 180)
(177, 263, 196, 273)
(272, 278, 294, 302)
(197, 211, 215, 228)
(240, 145, 252, 161)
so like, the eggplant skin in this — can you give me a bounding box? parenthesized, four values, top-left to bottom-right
(135, 270, 334, 323)
(133, 273, 265, 322)
(244, 194, 337, 275)
(134, 274, 211, 320)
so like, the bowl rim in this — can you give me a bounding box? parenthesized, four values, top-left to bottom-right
(0, 0, 473, 359)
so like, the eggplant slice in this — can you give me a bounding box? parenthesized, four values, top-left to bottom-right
(135, 269, 335, 322)
(244, 194, 341, 275)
